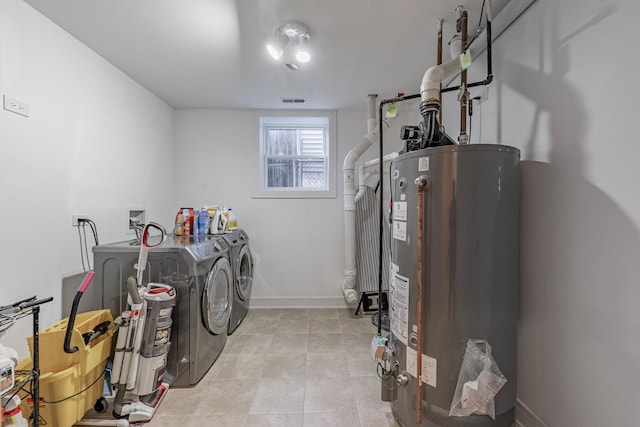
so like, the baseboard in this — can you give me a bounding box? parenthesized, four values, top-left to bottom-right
(250, 296, 352, 308)
(515, 399, 547, 427)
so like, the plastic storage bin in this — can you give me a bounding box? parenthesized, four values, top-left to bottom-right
(18, 309, 113, 426)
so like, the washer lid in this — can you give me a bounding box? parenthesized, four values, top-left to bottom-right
(202, 257, 232, 335)
(236, 245, 253, 301)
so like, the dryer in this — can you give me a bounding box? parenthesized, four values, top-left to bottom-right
(222, 230, 253, 334)
(92, 234, 232, 387)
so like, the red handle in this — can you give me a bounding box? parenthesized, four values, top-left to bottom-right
(78, 271, 95, 293)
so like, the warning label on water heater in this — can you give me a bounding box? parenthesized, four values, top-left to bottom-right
(392, 201, 407, 221)
(418, 156, 430, 172)
(405, 348, 438, 388)
(392, 220, 407, 241)
(422, 354, 437, 387)
(390, 264, 408, 345)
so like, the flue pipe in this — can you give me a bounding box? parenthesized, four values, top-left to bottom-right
(342, 94, 378, 303)
(419, 57, 461, 109)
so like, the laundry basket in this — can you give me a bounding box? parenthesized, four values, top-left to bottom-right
(18, 309, 113, 426)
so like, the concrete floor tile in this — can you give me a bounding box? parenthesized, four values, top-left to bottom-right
(303, 377, 357, 413)
(263, 353, 306, 378)
(358, 408, 399, 427)
(303, 411, 361, 427)
(249, 377, 305, 414)
(270, 333, 308, 353)
(275, 317, 310, 334)
(307, 332, 345, 353)
(309, 318, 342, 334)
(306, 352, 350, 378)
(342, 332, 377, 353)
(347, 351, 378, 377)
(244, 413, 303, 426)
(215, 353, 267, 379)
(309, 308, 339, 319)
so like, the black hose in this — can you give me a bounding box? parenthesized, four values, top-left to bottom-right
(64, 291, 83, 353)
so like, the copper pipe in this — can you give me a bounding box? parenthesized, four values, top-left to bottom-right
(459, 10, 468, 142)
(437, 19, 443, 124)
(415, 175, 429, 425)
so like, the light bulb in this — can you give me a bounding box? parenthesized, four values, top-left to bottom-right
(294, 36, 311, 63)
(295, 50, 310, 63)
(267, 43, 283, 60)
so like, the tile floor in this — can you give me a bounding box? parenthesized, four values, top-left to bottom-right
(151, 308, 399, 427)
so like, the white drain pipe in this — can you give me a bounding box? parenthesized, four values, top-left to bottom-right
(342, 94, 377, 304)
(357, 153, 399, 199)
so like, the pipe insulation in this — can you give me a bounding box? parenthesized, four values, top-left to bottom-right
(342, 94, 378, 303)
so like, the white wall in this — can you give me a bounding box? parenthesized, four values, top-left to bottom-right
(442, 0, 640, 425)
(0, 0, 175, 356)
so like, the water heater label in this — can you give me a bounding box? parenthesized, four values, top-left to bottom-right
(392, 221, 407, 241)
(422, 354, 437, 387)
(390, 267, 409, 345)
(406, 346, 417, 377)
(407, 349, 438, 387)
(393, 202, 407, 221)
(419, 157, 430, 171)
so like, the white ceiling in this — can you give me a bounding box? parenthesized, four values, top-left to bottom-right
(24, 0, 511, 110)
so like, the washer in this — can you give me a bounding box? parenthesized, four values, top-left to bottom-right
(222, 230, 254, 334)
(92, 234, 232, 387)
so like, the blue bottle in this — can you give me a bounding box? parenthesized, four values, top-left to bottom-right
(192, 210, 200, 236)
(198, 208, 208, 235)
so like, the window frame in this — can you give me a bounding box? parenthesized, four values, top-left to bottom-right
(253, 110, 337, 199)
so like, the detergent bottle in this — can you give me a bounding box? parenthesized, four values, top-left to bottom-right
(192, 210, 200, 235)
(228, 208, 238, 231)
(182, 209, 191, 235)
(199, 208, 208, 235)
(173, 209, 183, 236)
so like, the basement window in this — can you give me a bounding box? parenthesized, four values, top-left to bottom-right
(253, 110, 336, 199)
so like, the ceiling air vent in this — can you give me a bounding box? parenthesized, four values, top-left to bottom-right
(281, 98, 306, 104)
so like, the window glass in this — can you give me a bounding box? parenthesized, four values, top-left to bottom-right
(254, 111, 336, 199)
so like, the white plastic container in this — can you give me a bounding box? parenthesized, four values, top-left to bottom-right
(228, 209, 238, 231)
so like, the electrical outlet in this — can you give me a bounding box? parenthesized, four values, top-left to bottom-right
(3, 95, 29, 117)
(72, 214, 89, 226)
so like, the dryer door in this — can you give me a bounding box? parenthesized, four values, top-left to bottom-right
(236, 245, 253, 301)
(202, 257, 232, 335)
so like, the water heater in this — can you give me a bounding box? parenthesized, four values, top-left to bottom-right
(388, 144, 519, 427)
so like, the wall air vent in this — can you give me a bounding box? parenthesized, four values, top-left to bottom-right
(281, 98, 306, 104)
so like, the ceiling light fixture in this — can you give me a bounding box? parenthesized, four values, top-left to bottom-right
(266, 20, 311, 71)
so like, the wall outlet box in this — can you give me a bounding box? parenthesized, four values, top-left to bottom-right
(3, 95, 29, 117)
(72, 214, 89, 226)
(129, 210, 145, 229)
